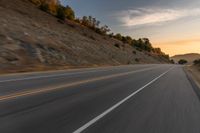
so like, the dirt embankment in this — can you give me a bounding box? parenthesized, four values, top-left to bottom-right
(0, 0, 169, 74)
(186, 65, 200, 88)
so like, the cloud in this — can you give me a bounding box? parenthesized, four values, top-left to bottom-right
(117, 8, 200, 26)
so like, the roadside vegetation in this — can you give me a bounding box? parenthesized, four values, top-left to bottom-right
(194, 59, 200, 65)
(178, 59, 188, 65)
(29, 0, 170, 61)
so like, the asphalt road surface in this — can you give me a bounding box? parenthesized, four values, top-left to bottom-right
(0, 64, 200, 133)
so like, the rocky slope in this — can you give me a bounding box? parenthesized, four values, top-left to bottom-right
(0, 0, 169, 73)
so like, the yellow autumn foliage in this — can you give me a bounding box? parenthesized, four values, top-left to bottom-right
(29, 0, 59, 14)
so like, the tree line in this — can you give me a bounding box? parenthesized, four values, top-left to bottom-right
(29, 0, 170, 60)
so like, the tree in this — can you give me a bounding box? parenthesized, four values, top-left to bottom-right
(153, 48, 162, 54)
(48, 0, 58, 14)
(81, 16, 89, 26)
(56, 5, 66, 20)
(65, 6, 75, 20)
(92, 17, 97, 28)
(88, 16, 92, 26)
(100, 25, 110, 35)
(121, 36, 132, 44)
(142, 38, 153, 52)
(178, 59, 188, 65)
(96, 20, 100, 28)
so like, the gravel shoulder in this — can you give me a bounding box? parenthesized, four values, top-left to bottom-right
(185, 65, 200, 88)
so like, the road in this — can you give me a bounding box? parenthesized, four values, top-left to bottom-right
(0, 64, 200, 133)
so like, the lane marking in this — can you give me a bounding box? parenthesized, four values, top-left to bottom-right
(73, 67, 174, 133)
(0, 67, 160, 101)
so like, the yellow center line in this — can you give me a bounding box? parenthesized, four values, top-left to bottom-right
(0, 67, 159, 101)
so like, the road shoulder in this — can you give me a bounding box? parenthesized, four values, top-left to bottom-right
(184, 65, 200, 99)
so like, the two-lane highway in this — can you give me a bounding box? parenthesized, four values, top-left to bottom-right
(0, 64, 200, 133)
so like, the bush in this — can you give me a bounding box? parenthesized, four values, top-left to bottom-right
(132, 51, 137, 54)
(39, 3, 49, 12)
(178, 59, 188, 65)
(29, 0, 41, 6)
(131, 38, 153, 52)
(122, 36, 132, 44)
(56, 5, 66, 20)
(114, 33, 122, 41)
(135, 58, 140, 62)
(114, 43, 120, 48)
(194, 59, 200, 65)
(65, 6, 75, 20)
(170, 59, 175, 64)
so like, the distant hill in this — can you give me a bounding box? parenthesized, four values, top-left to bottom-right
(171, 53, 200, 64)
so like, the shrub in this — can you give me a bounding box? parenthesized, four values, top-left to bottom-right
(65, 6, 75, 20)
(136, 47, 142, 52)
(194, 59, 200, 65)
(135, 58, 140, 62)
(122, 36, 132, 44)
(178, 59, 188, 65)
(29, 0, 41, 6)
(39, 3, 49, 12)
(132, 51, 137, 54)
(109, 33, 114, 38)
(114, 43, 120, 48)
(162, 54, 170, 60)
(30, 0, 58, 14)
(99, 25, 110, 35)
(56, 5, 66, 20)
(131, 38, 153, 52)
(170, 59, 175, 64)
(114, 33, 122, 41)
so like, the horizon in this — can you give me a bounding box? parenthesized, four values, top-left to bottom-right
(1, 1, 200, 132)
(61, 0, 200, 56)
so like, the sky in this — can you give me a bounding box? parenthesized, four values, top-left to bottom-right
(60, 0, 200, 56)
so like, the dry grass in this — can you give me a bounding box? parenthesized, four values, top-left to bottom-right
(0, 0, 169, 74)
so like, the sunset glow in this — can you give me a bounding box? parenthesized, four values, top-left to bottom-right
(64, 0, 200, 56)
(154, 39, 200, 56)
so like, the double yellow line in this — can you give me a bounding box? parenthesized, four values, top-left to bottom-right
(0, 67, 158, 102)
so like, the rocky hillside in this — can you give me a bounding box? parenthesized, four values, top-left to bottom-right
(0, 0, 169, 73)
(171, 53, 200, 64)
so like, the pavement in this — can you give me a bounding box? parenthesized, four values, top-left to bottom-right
(0, 64, 200, 133)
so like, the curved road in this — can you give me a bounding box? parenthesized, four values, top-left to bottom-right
(0, 64, 200, 133)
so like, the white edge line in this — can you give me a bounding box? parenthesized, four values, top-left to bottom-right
(73, 66, 174, 133)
